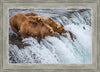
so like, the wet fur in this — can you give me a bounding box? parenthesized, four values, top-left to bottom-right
(20, 20, 54, 43)
(10, 13, 28, 36)
(25, 12, 66, 35)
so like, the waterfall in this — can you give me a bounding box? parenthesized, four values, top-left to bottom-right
(9, 9, 91, 63)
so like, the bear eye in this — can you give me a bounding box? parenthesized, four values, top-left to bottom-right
(29, 21, 34, 24)
(48, 17, 52, 20)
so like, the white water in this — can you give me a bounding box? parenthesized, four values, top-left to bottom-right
(9, 9, 91, 63)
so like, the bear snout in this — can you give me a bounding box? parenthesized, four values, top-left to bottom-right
(62, 29, 67, 33)
(49, 29, 53, 33)
(50, 30, 54, 36)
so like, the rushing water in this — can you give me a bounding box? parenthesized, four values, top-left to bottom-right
(9, 9, 91, 63)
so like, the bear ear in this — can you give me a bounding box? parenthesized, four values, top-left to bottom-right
(56, 22, 59, 25)
(48, 17, 52, 20)
(36, 18, 41, 22)
(49, 21, 52, 23)
(57, 25, 60, 29)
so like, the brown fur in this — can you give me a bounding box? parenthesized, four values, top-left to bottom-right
(26, 14, 66, 35)
(10, 12, 66, 41)
(10, 13, 40, 36)
(20, 20, 54, 43)
(27, 15, 41, 22)
(24, 12, 39, 17)
(10, 13, 28, 36)
(43, 17, 66, 35)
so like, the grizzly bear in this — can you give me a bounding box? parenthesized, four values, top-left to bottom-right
(25, 15, 66, 35)
(42, 17, 66, 35)
(10, 13, 41, 36)
(10, 13, 28, 36)
(20, 20, 54, 43)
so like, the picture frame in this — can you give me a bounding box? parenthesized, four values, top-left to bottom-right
(0, 0, 100, 72)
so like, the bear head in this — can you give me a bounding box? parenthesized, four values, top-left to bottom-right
(47, 17, 66, 35)
(41, 23, 54, 37)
